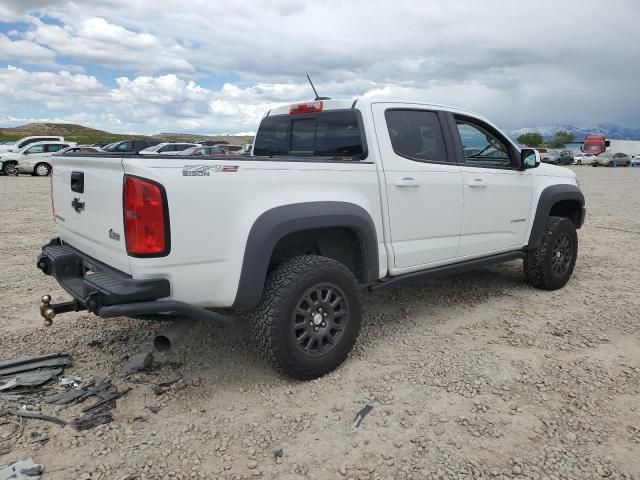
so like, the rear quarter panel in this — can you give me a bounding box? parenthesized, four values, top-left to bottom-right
(123, 156, 385, 307)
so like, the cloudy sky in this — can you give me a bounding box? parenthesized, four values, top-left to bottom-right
(0, 0, 638, 135)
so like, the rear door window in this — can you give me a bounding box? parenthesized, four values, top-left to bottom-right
(385, 109, 449, 163)
(46, 144, 65, 153)
(254, 110, 366, 159)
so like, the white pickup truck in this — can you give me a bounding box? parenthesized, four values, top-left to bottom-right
(37, 99, 586, 379)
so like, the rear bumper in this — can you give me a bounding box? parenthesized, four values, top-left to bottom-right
(37, 239, 233, 324)
(37, 238, 170, 313)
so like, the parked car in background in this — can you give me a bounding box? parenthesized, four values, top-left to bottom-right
(0, 141, 75, 176)
(219, 144, 244, 154)
(241, 143, 253, 155)
(574, 153, 596, 165)
(196, 140, 229, 146)
(592, 152, 631, 167)
(139, 142, 198, 155)
(101, 140, 160, 154)
(60, 146, 100, 154)
(176, 146, 228, 156)
(0, 136, 65, 154)
(542, 150, 573, 165)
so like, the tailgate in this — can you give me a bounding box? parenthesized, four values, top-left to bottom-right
(52, 154, 131, 274)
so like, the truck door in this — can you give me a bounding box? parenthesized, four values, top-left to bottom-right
(448, 114, 533, 257)
(372, 103, 463, 272)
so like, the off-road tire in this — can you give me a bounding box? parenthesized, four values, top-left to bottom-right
(524, 216, 578, 290)
(248, 255, 362, 380)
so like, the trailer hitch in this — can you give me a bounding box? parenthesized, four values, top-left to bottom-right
(40, 295, 84, 326)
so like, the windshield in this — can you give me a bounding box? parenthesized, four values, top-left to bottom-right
(253, 110, 365, 159)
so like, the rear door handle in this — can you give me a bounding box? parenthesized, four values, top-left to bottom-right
(394, 177, 420, 188)
(468, 178, 487, 188)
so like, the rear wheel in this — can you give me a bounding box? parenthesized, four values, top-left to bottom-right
(524, 216, 578, 290)
(248, 255, 362, 380)
(3, 161, 17, 175)
(34, 163, 51, 176)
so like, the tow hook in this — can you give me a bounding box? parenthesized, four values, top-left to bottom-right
(40, 295, 83, 326)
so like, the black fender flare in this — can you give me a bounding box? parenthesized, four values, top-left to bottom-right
(528, 184, 585, 249)
(233, 201, 379, 309)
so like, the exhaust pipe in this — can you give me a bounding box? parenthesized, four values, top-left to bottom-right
(153, 318, 199, 352)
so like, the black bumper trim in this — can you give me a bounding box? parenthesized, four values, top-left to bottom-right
(98, 301, 233, 324)
(37, 238, 170, 312)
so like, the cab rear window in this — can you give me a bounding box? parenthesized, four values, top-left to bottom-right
(253, 110, 366, 159)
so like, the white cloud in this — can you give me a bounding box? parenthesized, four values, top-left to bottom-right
(1, 0, 639, 132)
(23, 17, 194, 74)
(0, 34, 56, 65)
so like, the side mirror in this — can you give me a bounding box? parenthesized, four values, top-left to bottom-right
(521, 148, 541, 169)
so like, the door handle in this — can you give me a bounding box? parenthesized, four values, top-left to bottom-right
(394, 177, 420, 188)
(468, 178, 487, 188)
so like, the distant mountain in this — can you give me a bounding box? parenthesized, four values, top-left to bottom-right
(0, 123, 155, 144)
(0, 123, 254, 145)
(506, 124, 640, 142)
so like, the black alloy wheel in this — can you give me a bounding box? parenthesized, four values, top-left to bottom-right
(292, 283, 349, 355)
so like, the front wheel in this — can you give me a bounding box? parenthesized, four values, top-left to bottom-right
(248, 255, 362, 380)
(576, 160, 582, 165)
(524, 216, 578, 291)
(34, 163, 51, 176)
(3, 161, 17, 175)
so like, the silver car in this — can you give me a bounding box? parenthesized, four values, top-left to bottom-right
(592, 152, 631, 167)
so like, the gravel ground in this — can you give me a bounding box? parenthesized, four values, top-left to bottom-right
(0, 166, 639, 480)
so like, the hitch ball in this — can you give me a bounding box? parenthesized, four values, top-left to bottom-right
(40, 295, 55, 326)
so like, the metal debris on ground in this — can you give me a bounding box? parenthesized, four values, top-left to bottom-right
(58, 376, 80, 388)
(12, 411, 67, 427)
(0, 458, 43, 480)
(67, 379, 128, 431)
(0, 353, 71, 393)
(121, 352, 154, 376)
(81, 387, 131, 413)
(351, 404, 374, 430)
(71, 411, 113, 431)
(0, 354, 70, 377)
(43, 388, 85, 405)
(0, 369, 63, 391)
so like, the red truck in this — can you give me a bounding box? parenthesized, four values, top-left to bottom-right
(582, 134, 609, 155)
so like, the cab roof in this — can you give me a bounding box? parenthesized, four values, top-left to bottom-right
(267, 98, 489, 123)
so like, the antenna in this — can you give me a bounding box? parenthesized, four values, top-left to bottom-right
(306, 74, 330, 101)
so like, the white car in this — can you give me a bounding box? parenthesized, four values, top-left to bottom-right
(38, 99, 585, 379)
(138, 142, 198, 155)
(573, 153, 596, 165)
(1, 141, 75, 176)
(0, 135, 65, 154)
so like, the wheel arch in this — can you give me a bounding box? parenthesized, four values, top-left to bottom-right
(528, 184, 585, 249)
(233, 202, 379, 309)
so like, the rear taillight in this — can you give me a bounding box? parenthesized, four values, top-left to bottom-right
(289, 101, 323, 115)
(123, 175, 170, 257)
